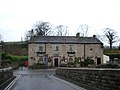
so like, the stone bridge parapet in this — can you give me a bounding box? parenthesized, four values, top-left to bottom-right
(0, 67, 14, 90)
(55, 67, 120, 90)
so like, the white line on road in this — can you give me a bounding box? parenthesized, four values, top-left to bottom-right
(4, 75, 22, 90)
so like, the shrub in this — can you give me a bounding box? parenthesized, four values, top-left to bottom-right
(1, 52, 6, 60)
(59, 63, 67, 67)
(1, 53, 28, 67)
(81, 59, 95, 67)
(67, 62, 74, 65)
(74, 57, 80, 64)
(29, 63, 46, 69)
(96, 64, 120, 68)
(107, 54, 120, 60)
(67, 62, 75, 67)
(5, 55, 28, 61)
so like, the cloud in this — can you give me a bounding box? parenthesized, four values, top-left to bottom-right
(0, 0, 120, 42)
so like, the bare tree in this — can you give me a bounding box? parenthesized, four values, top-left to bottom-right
(96, 34, 105, 42)
(55, 25, 69, 36)
(24, 21, 54, 41)
(0, 34, 2, 43)
(77, 24, 89, 37)
(104, 28, 119, 49)
(25, 29, 35, 41)
(34, 21, 53, 36)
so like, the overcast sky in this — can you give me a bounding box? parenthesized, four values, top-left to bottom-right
(0, 0, 120, 45)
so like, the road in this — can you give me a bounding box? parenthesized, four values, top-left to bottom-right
(10, 67, 85, 90)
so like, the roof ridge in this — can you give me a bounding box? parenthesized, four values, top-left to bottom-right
(29, 35, 103, 44)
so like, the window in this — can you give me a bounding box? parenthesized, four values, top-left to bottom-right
(69, 45, 74, 52)
(69, 47, 73, 51)
(38, 57, 43, 63)
(54, 46, 59, 51)
(39, 46, 43, 52)
(90, 57, 93, 60)
(90, 48, 93, 52)
(31, 57, 33, 59)
(69, 57, 73, 62)
(54, 54, 59, 57)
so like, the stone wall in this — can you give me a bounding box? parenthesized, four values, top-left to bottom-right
(55, 67, 120, 90)
(0, 67, 14, 89)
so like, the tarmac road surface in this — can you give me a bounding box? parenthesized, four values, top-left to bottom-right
(10, 67, 85, 90)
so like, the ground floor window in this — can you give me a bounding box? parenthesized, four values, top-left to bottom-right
(69, 57, 74, 62)
(38, 57, 43, 64)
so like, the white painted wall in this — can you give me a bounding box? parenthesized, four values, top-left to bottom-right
(103, 55, 109, 64)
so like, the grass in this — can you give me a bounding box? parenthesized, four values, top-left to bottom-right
(104, 49, 120, 54)
(104, 49, 120, 59)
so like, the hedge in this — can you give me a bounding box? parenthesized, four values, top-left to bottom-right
(105, 53, 120, 59)
(1, 53, 28, 66)
(1, 53, 28, 61)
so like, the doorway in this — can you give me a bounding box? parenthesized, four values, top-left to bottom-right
(54, 58, 58, 67)
(97, 58, 101, 65)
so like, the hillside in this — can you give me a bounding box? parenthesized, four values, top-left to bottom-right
(104, 49, 120, 59)
(104, 49, 120, 54)
(2, 41, 28, 56)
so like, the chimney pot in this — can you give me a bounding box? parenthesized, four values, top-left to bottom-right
(93, 35, 96, 37)
(76, 33, 80, 37)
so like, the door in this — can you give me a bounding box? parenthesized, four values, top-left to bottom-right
(54, 58, 58, 67)
(97, 58, 101, 65)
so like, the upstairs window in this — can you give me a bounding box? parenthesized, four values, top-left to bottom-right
(54, 46, 59, 51)
(69, 46, 73, 51)
(39, 46, 43, 52)
(69, 45, 74, 52)
(90, 48, 93, 52)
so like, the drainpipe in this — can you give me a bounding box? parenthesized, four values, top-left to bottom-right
(44, 43, 48, 68)
(84, 44, 85, 61)
(45, 43, 46, 55)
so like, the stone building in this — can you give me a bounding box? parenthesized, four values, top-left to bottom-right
(28, 34, 103, 67)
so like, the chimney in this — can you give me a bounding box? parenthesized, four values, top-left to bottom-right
(93, 35, 96, 38)
(76, 33, 80, 38)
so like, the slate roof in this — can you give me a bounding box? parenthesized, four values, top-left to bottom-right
(29, 36, 103, 44)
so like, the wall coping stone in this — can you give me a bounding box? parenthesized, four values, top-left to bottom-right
(0, 67, 12, 72)
(57, 67, 120, 71)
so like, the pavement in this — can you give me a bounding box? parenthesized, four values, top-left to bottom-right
(8, 67, 86, 90)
